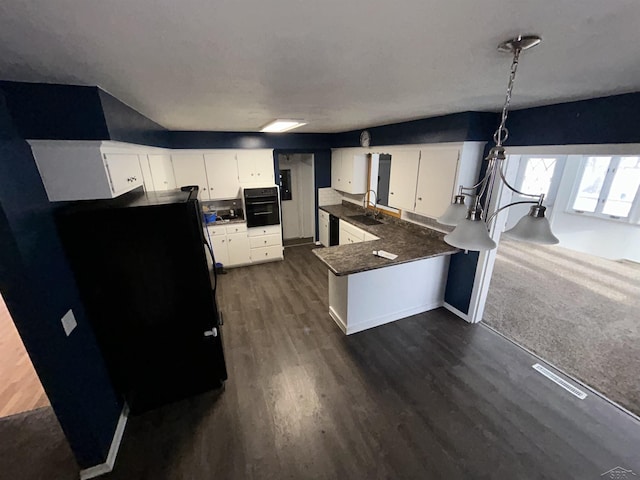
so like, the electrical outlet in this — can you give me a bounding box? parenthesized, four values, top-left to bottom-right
(61, 309, 77, 336)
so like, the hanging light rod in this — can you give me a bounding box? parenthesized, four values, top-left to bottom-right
(438, 34, 559, 252)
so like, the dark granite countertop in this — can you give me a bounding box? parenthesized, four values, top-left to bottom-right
(313, 203, 459, 276)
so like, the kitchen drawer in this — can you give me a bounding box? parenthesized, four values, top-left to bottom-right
(319, 209, 329, 222)
(226, 223, 247, 234)
(249, 234, 281, 249)
(250, 245, 283, 262)
(248, 225, 281, 237)
(206, 225, 227, 236)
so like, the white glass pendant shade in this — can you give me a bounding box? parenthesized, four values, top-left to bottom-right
(503, 207, 559, 245)
(438, 196, 467, 226)
(444, 218, 497, 251)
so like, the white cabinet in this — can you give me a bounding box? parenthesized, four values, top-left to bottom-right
(414, 147, 460, 218)
(171, 153, 209, 200)
(248, 225, 283, 263)
(29, 141, 145, 201)
(206, 223, 251, 267)
(363, 231, 380, 242)
(227, 232, 251, 266)
(319, 210, 330, 247)
(204, 152, 240, 199)
(338, 219, 379, 245)
(236, 150, 274, 184)
(388, 150, 421, 211)
(147, 154, 176, 191)
(138, 155, 154, 191)
(331, 150, 368, 194)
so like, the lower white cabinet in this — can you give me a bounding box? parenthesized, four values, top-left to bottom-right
(209, 234, 230, 266)
(319, 210, 330, 247)
(226, 232, 251, 265)
(248, 225, 283, 263)
(339, 219, 379, 245)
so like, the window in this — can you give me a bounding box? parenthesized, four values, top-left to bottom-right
(570, 156, 640, 222)
(519, 157, 558, 197)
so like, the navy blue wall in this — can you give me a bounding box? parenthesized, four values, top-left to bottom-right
(0, 81, 110, 140)
(332, 111, 496, 147)
(98, 90, 169, 147)
(169, 131, 333, 150)
(0, 92, 123, 468)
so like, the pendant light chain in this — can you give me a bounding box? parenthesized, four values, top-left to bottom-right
(493, 47, 521, 146)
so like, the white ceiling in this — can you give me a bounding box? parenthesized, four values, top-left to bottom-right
(0, 0, 639, 133)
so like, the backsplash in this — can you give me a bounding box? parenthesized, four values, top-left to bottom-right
(318, 187, 344, 206)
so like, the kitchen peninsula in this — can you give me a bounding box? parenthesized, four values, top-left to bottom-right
(313, 203, 458, 334)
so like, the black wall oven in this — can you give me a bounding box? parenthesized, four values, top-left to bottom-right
(243, 187, 280, 227)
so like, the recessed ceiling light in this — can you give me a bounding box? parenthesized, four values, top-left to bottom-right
(260, 119, 307, 133)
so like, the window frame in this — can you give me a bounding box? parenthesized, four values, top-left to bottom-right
(515, 155, 564, 206)
(568, 155, 640, 224)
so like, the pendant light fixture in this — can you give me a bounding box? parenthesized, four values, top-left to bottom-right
(438, 35, 559, 251)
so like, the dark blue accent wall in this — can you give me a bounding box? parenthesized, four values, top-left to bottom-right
(0, 81, 110, 140)
(332, 112, 497, 147)
(505, 92, 640, 146)
(0, 90, 123, 468)
(169, 131, 333, 150)
(98, 90, 170, 147)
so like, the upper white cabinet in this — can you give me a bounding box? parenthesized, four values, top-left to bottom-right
(29, 141, 146, 201)
(331, 149, 368, 194)
(171, 153, 210, 200)
(204, 152, 240, 199)
(147, 154, 176, 191)
(414, 147, 460, 218)
(236, 150, 274, 184)
(388, 150, 421, 211)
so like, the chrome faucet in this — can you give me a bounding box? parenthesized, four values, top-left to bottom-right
(363, 189, 378, 217)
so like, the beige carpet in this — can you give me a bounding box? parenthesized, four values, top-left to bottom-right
(484, 238, 640, 416)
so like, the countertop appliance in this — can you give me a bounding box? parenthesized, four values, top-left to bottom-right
(243, 186, 280, 228)
(55, 186, 227, 415)
(329, 214, 340, 246)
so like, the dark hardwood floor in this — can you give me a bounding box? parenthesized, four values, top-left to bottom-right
(105, 244, 640, 479)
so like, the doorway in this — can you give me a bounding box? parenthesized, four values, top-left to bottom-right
(0, 292, 49, 417)
(277, 154, 315, 244)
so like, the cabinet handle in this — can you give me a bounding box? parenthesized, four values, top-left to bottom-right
(228, 238, 232, 242)
(257, 173, 261, 176)
(390, 192, 394, 195)
(418, 197, 422, 201)
(210, 187, 214, 190)
(264, 240, 267, 244)
(265, 252, 268, 256)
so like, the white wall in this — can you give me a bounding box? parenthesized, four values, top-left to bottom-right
(278, 154, 314, 240)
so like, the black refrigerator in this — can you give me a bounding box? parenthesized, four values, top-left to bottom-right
(56, 187, 227, 415)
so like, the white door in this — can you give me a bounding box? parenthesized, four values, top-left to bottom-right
(171, 153, 209, 200)
(148, 154, 176, 191)
(279, 154, 315, 240)
(103, 153, 144, 195)
(210, 235, 229, 266)
(204, 152, 240, 199)
(226, 232, 251, 265)
(414, 147, 460, 218)
(388, 150, 420, 211)
(138, 155, 155, 191)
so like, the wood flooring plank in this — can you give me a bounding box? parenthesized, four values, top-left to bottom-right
(104, 245, 640, 480)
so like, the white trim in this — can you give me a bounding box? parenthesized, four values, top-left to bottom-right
(330, 302, 443, 335)
(80, 404, 129, 480)
(443, 302, 469, 322)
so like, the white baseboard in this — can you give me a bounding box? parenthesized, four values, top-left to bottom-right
(345, 301, 442, 335)
(443, 302, 471, 323)
(80, 404, 129, 480)
(328, 307, 347, 334)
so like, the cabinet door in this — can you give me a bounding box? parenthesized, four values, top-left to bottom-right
(237, 150, 274, 184)
(331, 150, 343, 191)
(103, 153, 144, 195)
(342, 153, 368, 194)
(210, 235, 229, 266)
(148, 154, 176, 191)
(171, 154, 209, 200)
(319, 217, 329, 247)
(414, 147, 460, 218)
(388, 150, 420, 211)
(138, 155, 155, 191)
(204, 152, 240, 199)
(226, 232, 251, 266)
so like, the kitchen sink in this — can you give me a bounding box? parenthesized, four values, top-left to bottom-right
(347, 214, 383, 226)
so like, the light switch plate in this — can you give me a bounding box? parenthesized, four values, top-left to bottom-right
(61, 309, 77, 336)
